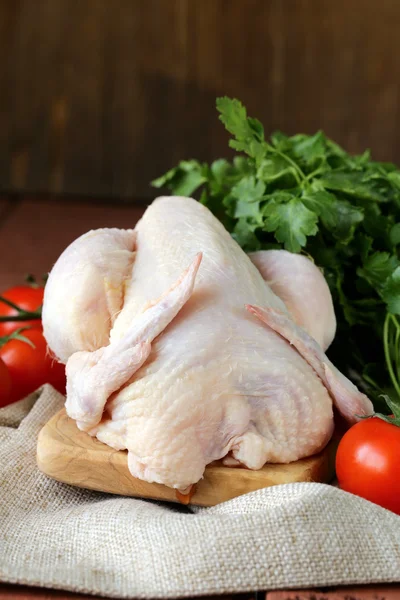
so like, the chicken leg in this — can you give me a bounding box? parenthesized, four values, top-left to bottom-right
(246, 304, 373, 423)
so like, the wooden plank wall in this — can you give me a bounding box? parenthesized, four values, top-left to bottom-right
(0, 0, 399, 200)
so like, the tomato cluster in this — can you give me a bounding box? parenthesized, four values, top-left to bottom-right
(0, 284, 66, 407)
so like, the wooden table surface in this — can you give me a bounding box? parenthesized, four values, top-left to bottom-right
(0, 195, 399, 600)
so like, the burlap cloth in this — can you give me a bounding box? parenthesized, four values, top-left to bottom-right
(1, 385, 400, 599)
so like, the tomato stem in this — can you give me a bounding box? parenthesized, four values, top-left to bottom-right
(0, 314, 42, 322)
(0, 327, 36, 349)
(25, 273, 48, 287)
(0, 295, 42, 320)
(0, 296, 25, 311)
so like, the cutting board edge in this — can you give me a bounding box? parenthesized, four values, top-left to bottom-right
(36, 408, 337, 506)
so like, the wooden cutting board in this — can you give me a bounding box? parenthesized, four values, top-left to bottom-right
(37, 409, 337, 507)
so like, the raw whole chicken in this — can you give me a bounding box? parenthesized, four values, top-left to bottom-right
(43, 196, 373, 491)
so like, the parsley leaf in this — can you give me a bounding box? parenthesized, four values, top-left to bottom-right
(390, 223, 400, 246)
(216, 97, 266, 165)
(263, 198, 318, 252)
(319, 171, 387, 203)
(357, 252, 399, 290)
(291, 131, 327, 169)
(151, 160, 207, 196)
(231, 176, 265, 203)
(232, 218, 261, 251)
(382, 267, 400, 314)
(302, 190, 363, 243)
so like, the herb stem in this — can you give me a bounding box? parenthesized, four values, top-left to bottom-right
(383, 312, 400, 400)
(362, 373, 381, 392)
(395, 318, 400, 382)
(269, 147, 306, 183)
(304, 166, 324, 182)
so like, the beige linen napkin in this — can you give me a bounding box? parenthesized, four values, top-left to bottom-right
(0, 385, 399, 599)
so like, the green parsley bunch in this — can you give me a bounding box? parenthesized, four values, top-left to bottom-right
(153, 97, 400, 409)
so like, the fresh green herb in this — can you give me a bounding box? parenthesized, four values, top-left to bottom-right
(152, 97, 400, 408)
(374, 314, 400, 424)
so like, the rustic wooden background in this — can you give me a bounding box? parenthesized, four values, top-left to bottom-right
(0, 0, 399, 201)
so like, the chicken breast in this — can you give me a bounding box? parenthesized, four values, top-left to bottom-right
(43, 196, 373, 490)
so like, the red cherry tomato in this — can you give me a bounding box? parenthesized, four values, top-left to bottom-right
(336, 416, 400, 515)
(0, 357, 12, 407)
(0, 328, 66, 402)
(0, 286, 43, 336)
